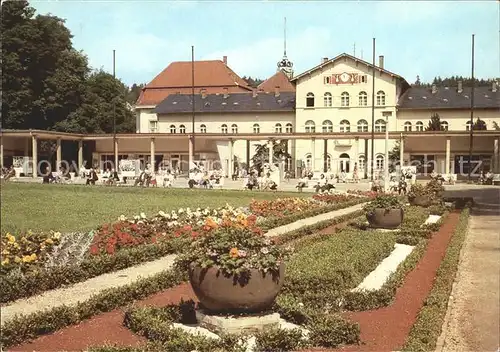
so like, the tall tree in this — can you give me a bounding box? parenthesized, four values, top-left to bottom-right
(472, 118, 487, 131)
(55, 70, 135, 133)
(251, 140, 291, 172)
(1, 0, 89, 130)
(426, 113, 443, 131)
(127, 83, 145, 104)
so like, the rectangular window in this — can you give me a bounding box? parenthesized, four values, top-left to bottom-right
(149, 120, 158, 133)
(360, 75, 367, 83)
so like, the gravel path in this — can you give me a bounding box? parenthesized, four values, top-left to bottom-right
(436, 211, 500, 352)
(1, 255, 177, 325)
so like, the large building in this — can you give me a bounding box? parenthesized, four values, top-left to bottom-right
(1, 51, 499, 178)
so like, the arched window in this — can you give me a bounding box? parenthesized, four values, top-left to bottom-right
(323, 92, 332, 107)
(376, 154, 384, 170)
(404, 121, 412, 132)
(285, 123, 293, 133)
(169, 125, 176, 134)
(221, 124, 228, 134)
(376, 91, 386, 106)
(231, 124, 238, 134)
(179, 125, 186, 134)
(416, 121, 424, 132)
(200, 124, 207, 133)
(358, 91, 368, 106)
(275, 123, 282, 133)
(441, 121, 449, 131)
(322, 120, 333, 133)
(305, 153, 312, 169)
(339, 120, 351, 133)
(358, 154, 366, 171)
(466, 121, 473, 131)
(357, 119, 369, 132)
(341, 92, 350, 107)
(253, 123, 260, 134)
(375, 119, 386, 132)
(305, 120, 316, 133)
(306, 93, 315, 107)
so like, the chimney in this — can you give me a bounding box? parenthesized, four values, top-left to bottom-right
(201, 89, 207, 99)
(223, 56, 227, 65)
(322, 57, 328, 64)
(457, 81, 463, 93)
(492, 81, 497, 93)
(274, 86, 280, 97)
(379, 55, 384, 69)
(432, 84, 437, 94)
(252, 89, 258, 98)
(223, 87, 229, 98)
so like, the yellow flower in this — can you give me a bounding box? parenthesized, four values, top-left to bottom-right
(45, 238, 54, 245)
(1, 258, 10, 266)
(14, 256, 22, 263)
(22, 253, 37, 263)
(52, 232, 61, 240)
(5, 233, 15, 243)
(1, 249, 9, 255)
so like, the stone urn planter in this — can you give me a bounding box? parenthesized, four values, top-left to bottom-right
(409, 195, 431, 207)
(366, 208, 404, 229)
(189, 263, 285, 313)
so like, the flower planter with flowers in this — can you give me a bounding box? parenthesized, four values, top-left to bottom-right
(364, 195, 404, 229)
(407, 184, 432, 207)
(175, 215, 291, 314)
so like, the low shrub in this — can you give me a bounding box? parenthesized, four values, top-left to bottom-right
(254, 327, 309, 351)
(307, 314, 360, 347)
(402, 209, 470, 352)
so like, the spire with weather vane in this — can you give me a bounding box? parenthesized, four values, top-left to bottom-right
(277, 17, 294, 79)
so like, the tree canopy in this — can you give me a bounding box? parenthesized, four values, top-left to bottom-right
(426, 113, 444, 131)
(251, 140, 290, 172)
(242, 76, 264, 88)
(1, 0, 135, 133)
(412, 75, 496, 88)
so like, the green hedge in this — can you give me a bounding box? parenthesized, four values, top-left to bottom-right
(402, 209, 470, 351)
(1, 198, 365, 304)
(0, 269, 187, 349)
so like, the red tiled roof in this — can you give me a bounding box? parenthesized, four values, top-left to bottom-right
(257, 71, 295, 93)
(137, 60, 251, 105)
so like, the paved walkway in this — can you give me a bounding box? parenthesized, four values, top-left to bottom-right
(1, 202, 365, 325)
(265, 202, 365, 237)
(436, 193, 500, 352)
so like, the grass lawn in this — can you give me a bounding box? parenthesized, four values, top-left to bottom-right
(1, 183, 307, 233)
(281, 229, 397, 307)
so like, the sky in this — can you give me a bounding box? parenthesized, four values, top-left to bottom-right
(31, 0, 500, 87)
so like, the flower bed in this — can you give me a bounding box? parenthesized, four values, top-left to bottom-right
(0, 196, 363, 304)
(312, 193, 355, 204)
(347, 190, 378, 199)
(249, 197, 323, 218)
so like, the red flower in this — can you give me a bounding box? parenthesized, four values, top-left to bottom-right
(90, 245, 100, 255)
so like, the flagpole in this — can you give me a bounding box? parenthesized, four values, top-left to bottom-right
(468, 34, 475, 181)
(370, 38, 376, 181)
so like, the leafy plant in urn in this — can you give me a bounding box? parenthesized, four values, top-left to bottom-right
(174, 214, 291, 314)
(364, 194, 404, 229)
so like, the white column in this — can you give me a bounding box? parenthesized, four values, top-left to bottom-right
(445, 137, 451, 174)
(268, 139, 273, 165)
(311, 138, 316, 171)
(114, 138, 119, 171)
(494, 138, 499, 173)
(188, 136, 194, 170)
(384, 117, 389, 192)
(353, 137, 359, 171)
(32, 135, 38, 178)
(0, 137, 3, 169)
(150, 138, 155, 173)
(399, 134, 404, 168)
(228, 139, 234, 176)
(56, 138, 62, 170)
(78, 140, 83, 170)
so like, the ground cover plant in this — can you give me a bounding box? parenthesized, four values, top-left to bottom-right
(1, 183, 311, 233)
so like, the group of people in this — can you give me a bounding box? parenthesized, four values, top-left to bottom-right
(244, 171, 278, 191)
(188, 168, 224, 189)
(296, 173, 336, 193)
